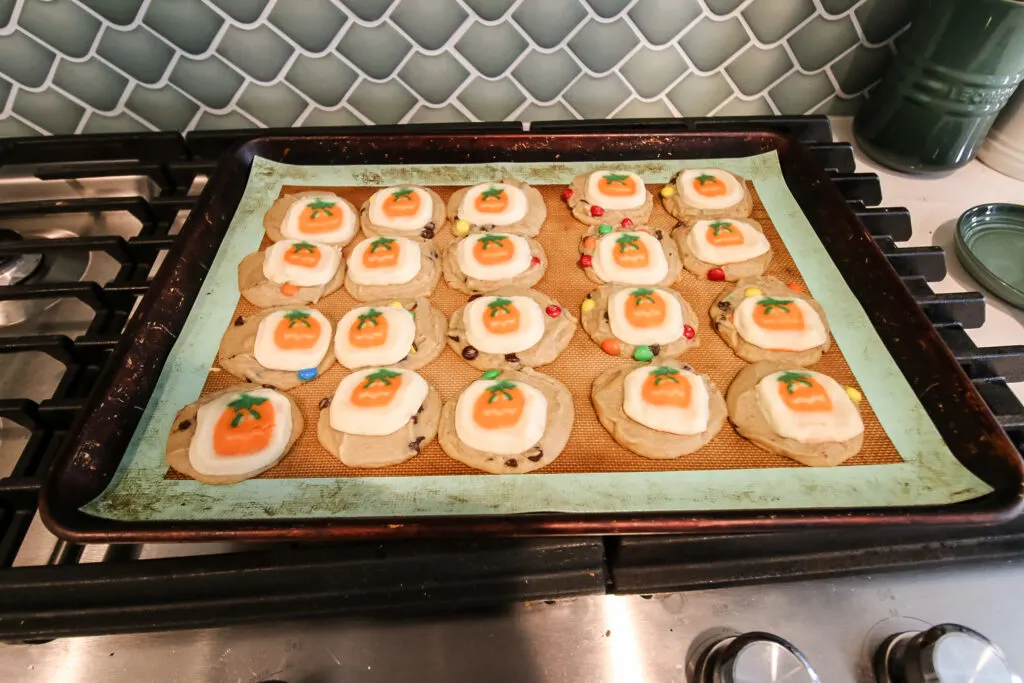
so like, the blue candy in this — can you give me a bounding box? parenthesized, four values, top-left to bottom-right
(297, 367, 318, 381)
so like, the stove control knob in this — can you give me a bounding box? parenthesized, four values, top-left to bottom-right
(875, 623, 1016, 683)
(693, 631, 820, 683)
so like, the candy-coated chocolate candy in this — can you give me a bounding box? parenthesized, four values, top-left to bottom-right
(601, 338, 621, 355)
(707, 267, 726, 281)
(633, 345, 653, 361)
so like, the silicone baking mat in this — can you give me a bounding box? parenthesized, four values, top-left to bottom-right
(83, 153, 990, 521)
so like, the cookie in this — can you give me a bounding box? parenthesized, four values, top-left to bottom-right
(264, 191, 359, 246)
(438, 368, 573, 474)
(662, 168, 753, 221)
(166, 384, 303, 485)
(343, 236, 441, 302)
(711, 276, 830, 366)
(578, 226, 681, 287)
(447, 178, 546, 237)
(726, 361, 864, 466)
(317, 367, 441, 468)
(591, 359, 726, 459)
(564, 170, 653, 226)
(442, 232, 547, 295)
(218, 307, 335, 390)
(673, 217, 772, 281)
(359, 185, 446, 241)
(334, 298, 447, 371)
(447, 287, 576, 370)
(238, 240, 344, 308)
(581, 285, 699, 361)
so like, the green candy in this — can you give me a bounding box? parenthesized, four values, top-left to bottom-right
(482, 369, 501, 380)
(598, 224, 613, 234)
(633, 345, 653, 362)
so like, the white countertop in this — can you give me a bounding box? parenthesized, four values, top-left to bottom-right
(833, 117, 1024, 403)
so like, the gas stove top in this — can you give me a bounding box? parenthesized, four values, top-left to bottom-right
(0, 119, 1022, 679)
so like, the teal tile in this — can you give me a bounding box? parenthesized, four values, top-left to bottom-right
(629, 0, 701, 46)
(20, 0, 101, 59)
(716, 96, 775, 116)
(286, 54, 358, 107)
(855, 0, 916, 44)
(829, 43, 891, 95)
(300, 107, 366, 127)
(704, 0, 745, 15)
(399, 51, 468, 105)
(583, 0, 630, 19)
(407, 103, 470, 124)
(217, 24, 293, 82)
(517, 101, 575, 122)
(143, 0, 224, 55)
(236, 82, 307, 127)
(787, 15, 859, 71)
(462, 0, 516, 21)
(818, 0, 858, 15)
(0, 0, 16, 28)
(666, 71, 732, 116)
(613, 98, 674, 118)
(812, 93, 864, 115)
(0, 32, 56, 88)
(0, 116, 40, 137)
(79, 0, 144, 25)
(169, 55, 244, 109)
(347, 79, 418, 123)
(343, 0, 397, 22)
(96, 26, 175, 85)
(569, 18, 637, 74)
(619, 46, 687, 99)
(769, 70, 834, 113)
(513, 0, 587, 49)
(725, 45, 793, 96)
(207, 0, 270, 24)
(678, 16, 749, 72)
(512, 49, 578, 103)
(52, 58, 128, 112)
(458, 77, 525, 120)
(742, 0, 815, 45)
(338, 23, 411, 81)
(12, 89, 85, 134)
(562, 72, 630, 118)
(0, 77, 9, 111)
(81, 111, 150, 134)
(267, 0, 347, 53)
(126, 85, 200, 131)
(193, 110, 259, 130)
(455, 22, 527, 78)
(390, 0, 468, 51)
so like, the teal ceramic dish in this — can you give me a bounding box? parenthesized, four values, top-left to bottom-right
(955, 203, 1024, 309)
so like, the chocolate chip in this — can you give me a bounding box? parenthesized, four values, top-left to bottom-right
(717, 301, 732, 311)
(411, 404, 424, 424)
(527, 448, 543, 463)
(409, 302, 418, 311)
(177, 419, 191, 431)
(505, 458, 518, 468)
(420, 222, 435, 239)
(409, 436, 426, 454)
(318, 397, 331, 410)
(655, 229, 663, 240)
(717, 316, 728, 325)
(603, 311, 609, 322)
(483, 224, 495, 231)
(504, 353, 519, 364)
(682, 364, 693, 372)
(462, 346, 479, 360)
(233, 316, 245, 326)
(448, 334, 460, 342)
(468, 294, 482, 302)
(650, 344, 660, 356)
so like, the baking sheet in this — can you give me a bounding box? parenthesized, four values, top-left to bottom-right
(82, 152, 991, 521)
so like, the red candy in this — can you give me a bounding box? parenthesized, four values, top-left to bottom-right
(530, 256, 541, 266)
(683, 324, 695, 340)
(707, 267, 726, 281)
(545, 305, 562, 318)
(590, 205, 604, 217)
(620, 218, 633, 229)
(579, 254, 593, 268)
(561, 188, 573, 201)
(601, 338, 621, 355)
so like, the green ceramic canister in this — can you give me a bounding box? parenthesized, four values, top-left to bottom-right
(853, 0, 1024, 173)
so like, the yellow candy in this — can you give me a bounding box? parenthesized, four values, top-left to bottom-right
(845, 386, 862, 404)
(660, 185, 676, 198)
(744, 287, 763, 298)
(389, 301, 404, 308)
(454, 219, 470, 235)
(581, 299, 596, 313)
(408, 345, 417, 355)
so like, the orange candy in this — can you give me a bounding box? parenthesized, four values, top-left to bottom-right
(283, 241, 322, 267)
(274, 311, 321, 350)
(624, 288, 667, 328)
(213, 393, 275, 456)
(363, 237, 400, 269)
(705, 221, 744, 247)
(777, 372, 833, 412)
(787, 282, 804, 293)
(598, 173, 637, 196)
(473, 380, 524, 429)
(482, 297, 520, 335)
(641, 367, 691, 408)
(473, 235, 515, 265)
(692, 173, 728, 197)
(474, 186, 509, 214)
(351, 369, 403, 408)
(348, 308, 389, 348)
(382, 188, 421, 218)
(601, 338, 621, 355)
(752, 297, 805, 331)
(612, 233, 650, 269)
(582, 236, 597, 251)
(298, 199, 344, 234)
(280, 283, 300, 296)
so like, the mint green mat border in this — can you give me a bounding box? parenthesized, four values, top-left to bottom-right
(82, 152, 990, 522)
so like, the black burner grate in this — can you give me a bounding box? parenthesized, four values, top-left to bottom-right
(0, 117, 1020, 640)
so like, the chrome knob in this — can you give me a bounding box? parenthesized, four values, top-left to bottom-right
(875, 623, 1016, 683)
(693, 632, 820, 683)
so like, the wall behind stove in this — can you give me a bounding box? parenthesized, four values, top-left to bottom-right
(0, 0, 915, 136)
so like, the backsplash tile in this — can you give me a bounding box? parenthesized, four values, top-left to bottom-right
(0, 0, 911, 135)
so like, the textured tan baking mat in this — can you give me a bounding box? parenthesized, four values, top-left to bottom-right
(168, 182, 900, 480)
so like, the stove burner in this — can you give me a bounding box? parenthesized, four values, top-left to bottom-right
(0, 229, 43, 286)
(0, 229, 90, 328)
